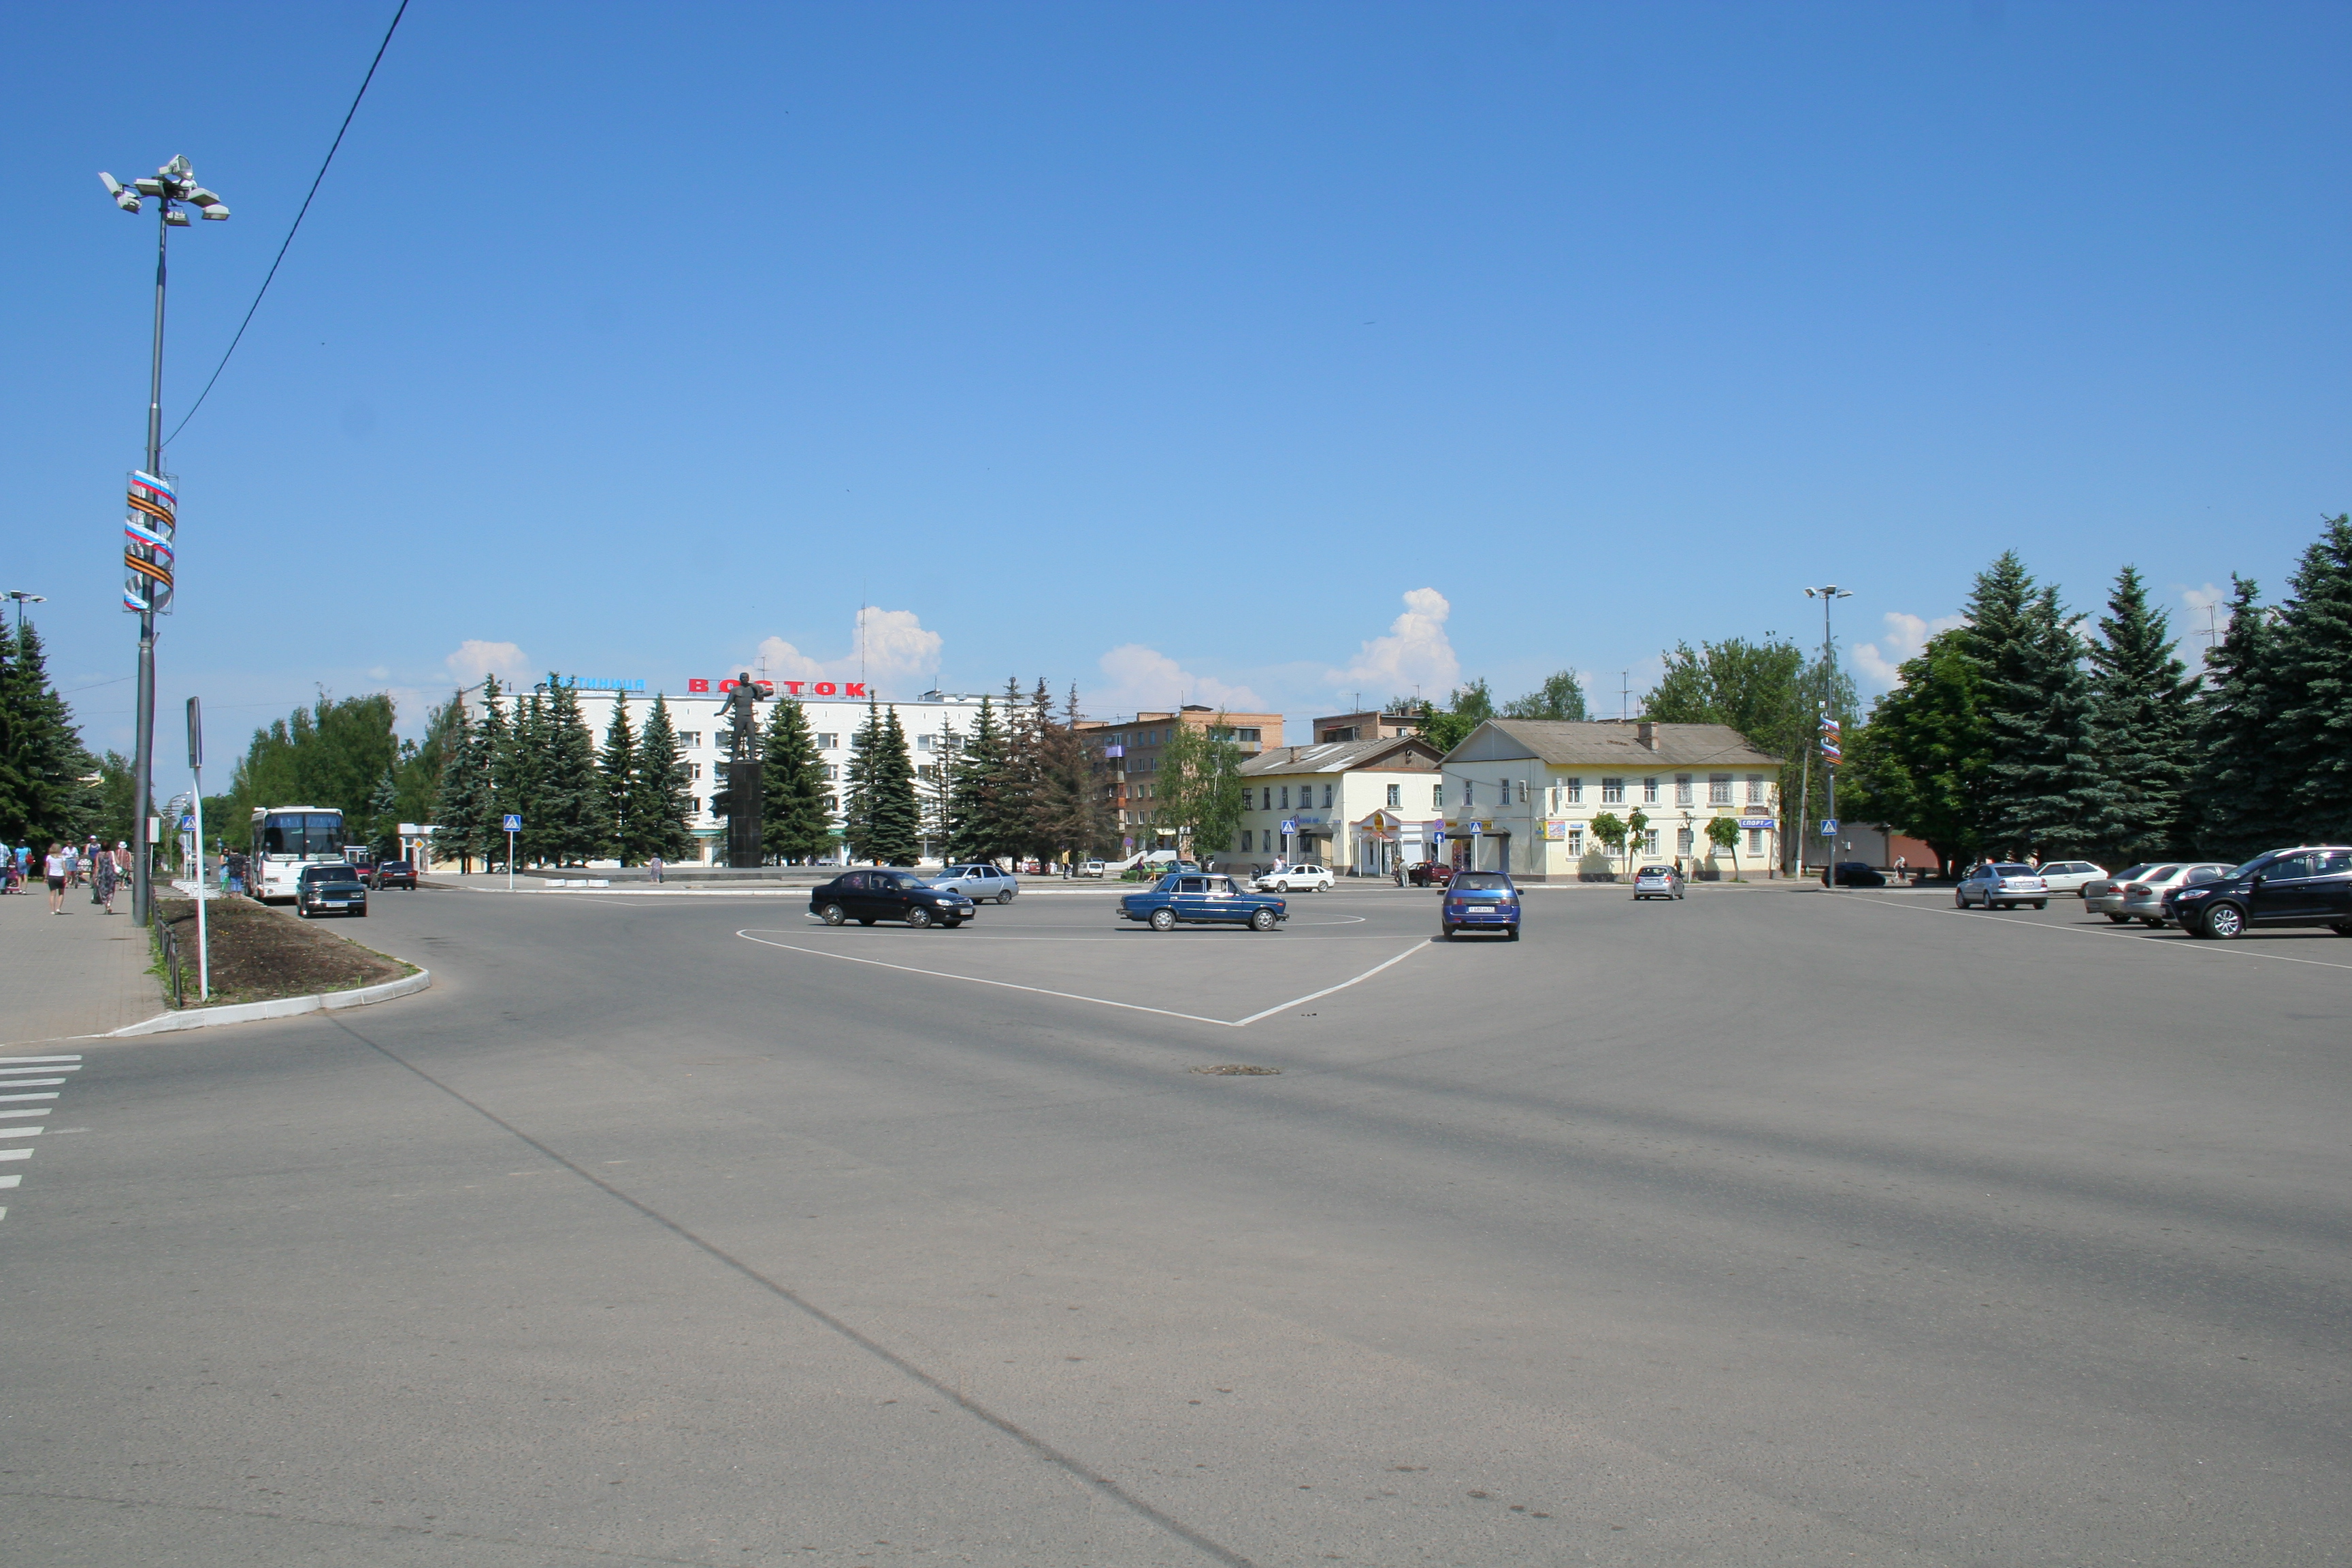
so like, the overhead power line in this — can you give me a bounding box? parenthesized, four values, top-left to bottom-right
(163, 0, 410, 450)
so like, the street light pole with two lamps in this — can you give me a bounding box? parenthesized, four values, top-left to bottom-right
(98, 155, 229, 924)
(1803, 585, 1855, 885)
(3, 591, 45, 641)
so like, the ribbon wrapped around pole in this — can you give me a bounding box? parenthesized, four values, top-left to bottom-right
(123, 470, 176, 613)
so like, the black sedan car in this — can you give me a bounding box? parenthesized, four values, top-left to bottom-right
(809, 868, 975, 929)
(295, 862, 369, 918)
(1829, 861, 1886, 887)
(373, 859, 416, 890)
(2162, 845, 2352, 939)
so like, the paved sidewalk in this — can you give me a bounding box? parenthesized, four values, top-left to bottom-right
(0, 883, 165, 1045)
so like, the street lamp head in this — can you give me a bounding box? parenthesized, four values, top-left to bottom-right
(163, 209, 191, 227)
(132, 176, 165, 197)
(198, 203, 229, 220)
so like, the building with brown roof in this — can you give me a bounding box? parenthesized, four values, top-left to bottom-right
(1438, 719, 1786, 881)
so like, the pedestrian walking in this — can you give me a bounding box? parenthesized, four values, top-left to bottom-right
(96, 847, 118, 913)
(649, 853, 664, 885)
(46, 843, 69, 914)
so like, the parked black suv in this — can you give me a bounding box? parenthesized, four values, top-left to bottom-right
(2161, 846, 2352, 939)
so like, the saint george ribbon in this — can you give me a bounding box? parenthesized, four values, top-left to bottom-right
(123, 470, 176, 613)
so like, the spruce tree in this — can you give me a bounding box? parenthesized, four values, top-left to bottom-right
(367, 768, 399, 857)
(632, 695, 696, 863)
(943, 696, 1009, 863)
(761, 698, 833, 863)
(539, 679, 602, 865)
(2188, 577, 2290, 860)
(1979, 585, 2105, 858)
(503, 688, 548, 865)
(0, 618, 100, 849)
(2272, 514, 2352, 843)
(2085, 565, 2197, 861)
(841, 702, 883, 862)
(597, 700, 637, 862)
(476, 676, 517, 870)
(434, 700, 489, 872)
(865, 707, 923, 866)
(996, 677, 1041, 860)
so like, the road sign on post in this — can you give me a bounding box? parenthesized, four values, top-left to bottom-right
(186, 695, 210, 1001)
(503, 814, 522, 892)
(1820, 819, 1838, 836)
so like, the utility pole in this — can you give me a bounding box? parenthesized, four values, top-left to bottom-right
(100, 156, 229, 924)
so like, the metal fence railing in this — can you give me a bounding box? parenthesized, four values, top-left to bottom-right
(152, 899, 184, 1010)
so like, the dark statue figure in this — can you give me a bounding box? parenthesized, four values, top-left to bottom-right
(721, 672, 764, 868)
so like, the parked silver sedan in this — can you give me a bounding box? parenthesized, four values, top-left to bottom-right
(2116, 862, 2232, 926)
(2084, 864, 2163, 919)
(1956, 862, 2048, 910)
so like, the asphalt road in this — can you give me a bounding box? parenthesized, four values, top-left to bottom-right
(4, 879, 2347, 1566)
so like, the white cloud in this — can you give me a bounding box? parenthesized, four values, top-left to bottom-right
(445, 639, 534, 687)
(1852, 611, 1965, 689)
(755, 606, 943, 694)
(1090, 644, 1267, 717)
(1332, 587, 1461, 700)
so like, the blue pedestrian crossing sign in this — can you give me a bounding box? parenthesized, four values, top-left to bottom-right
(503, 814, 523, 833)
(1819, 819, 1838, 836)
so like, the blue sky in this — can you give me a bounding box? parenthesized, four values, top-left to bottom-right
(7, 1, 2350, 752)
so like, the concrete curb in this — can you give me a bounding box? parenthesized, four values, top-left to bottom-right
(107, 968, 433, 1037)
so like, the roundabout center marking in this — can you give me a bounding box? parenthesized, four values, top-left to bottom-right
(736, 930, 1429, 1029)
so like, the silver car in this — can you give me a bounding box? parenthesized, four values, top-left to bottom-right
(1631, 864, 1685, 900)
(927, 863, 1019, 904)
(1956, 862, 2048, 910)
(2084, 864, 2162, 918)
(2116, 862, 2232, 926)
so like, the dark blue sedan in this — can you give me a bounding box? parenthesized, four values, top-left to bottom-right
(1441, 870, 1520, 940)
(1119, 872, 1287, 932)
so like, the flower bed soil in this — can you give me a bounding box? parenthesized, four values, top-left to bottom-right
(153, 894, 414, 1009)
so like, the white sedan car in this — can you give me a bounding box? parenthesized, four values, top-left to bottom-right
(1254, 864, 1333, 893)
(2033, 860, 2107, 896)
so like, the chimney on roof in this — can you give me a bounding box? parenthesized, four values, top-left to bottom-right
(1637, 720, 1656, 750)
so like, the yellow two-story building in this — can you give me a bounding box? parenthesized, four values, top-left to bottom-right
(1438, 719, 1784, 881)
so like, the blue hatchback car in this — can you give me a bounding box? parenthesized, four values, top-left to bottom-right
(1441, 870, 1519, 940)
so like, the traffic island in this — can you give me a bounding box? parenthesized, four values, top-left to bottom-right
(122, 894, 427, 1034)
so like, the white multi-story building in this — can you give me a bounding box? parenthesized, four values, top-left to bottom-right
(464, 676, 990, 864)
(1437, 719, 1784, 881)
(1226, 736, 1446, 877)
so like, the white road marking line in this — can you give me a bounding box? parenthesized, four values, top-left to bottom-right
(1849, 896, 2352, 971)
(738, 932, 1238, 1026)
(0, 1108, 52, 1120)
(0, 1094, 59, 1103)
(0, 1078, 65, 1087)
(738, 930, 1431, 1029)
(0, 1066, 79, 1075)
(1229, 942, 1433, 1026)
(0, 1125, 42, 1137)
(0, 1148, 31, 1161)
(0, 1055, 82, 1064)
(0, 1175, 18, 1189)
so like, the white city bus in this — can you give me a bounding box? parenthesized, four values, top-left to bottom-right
(249, 806, 348, 902)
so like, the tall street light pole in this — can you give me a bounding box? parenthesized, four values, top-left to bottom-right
(1803, 585, 1854, 884)
(3, 591, 45, 640)
(100, 156, 229, 924)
